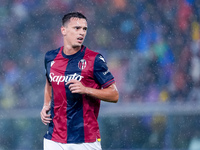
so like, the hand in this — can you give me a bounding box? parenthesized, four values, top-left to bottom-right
(66, 79, 87, 94)
(40, 105, 52, 125)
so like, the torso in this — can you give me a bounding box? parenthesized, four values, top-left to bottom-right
(44, 45, 114, 143)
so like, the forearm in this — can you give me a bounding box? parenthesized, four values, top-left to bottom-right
(85, 84, 119, 103)
(67, 80, 119, 103)
(43, 79, 52, 107)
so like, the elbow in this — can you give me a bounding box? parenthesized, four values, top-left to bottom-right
(113, 99, 118, 103)
(112, 92, 119, 103)
(111, 84, 119, 103)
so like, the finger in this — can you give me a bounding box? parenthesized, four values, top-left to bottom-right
(42, 113, 51, 119)
(41, 116, 52, 125)
(43, 117, 52, 122)
(71, 90, 78, 93)
(40, 111, 52, 122)
(41, 116, 51, 123)
(68, 85, 79, 92)
(66, 79, 77, 85)
(68, 84, 78, 90)
(71, 88, 82, 93)
(41, 111, 51, 118)
(41, 119, 47, 125)
(69, 86, 81, 93)
(41, 117, 48, 125)
(42, 120, 50, 125)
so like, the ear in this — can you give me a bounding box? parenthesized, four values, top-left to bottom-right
(61, 26, 67, 36)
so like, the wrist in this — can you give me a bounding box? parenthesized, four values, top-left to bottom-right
(85, 87, 90, 95)
(43, 104, 50, 109)
(85, 87, 93, 96)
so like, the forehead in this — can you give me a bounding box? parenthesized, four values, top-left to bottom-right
(67, 18, 87, 27)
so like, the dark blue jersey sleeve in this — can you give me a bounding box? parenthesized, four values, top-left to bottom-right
(93, 54, 115, 88)
(44, 52, 51, 84)
(44, 48, 60, 84)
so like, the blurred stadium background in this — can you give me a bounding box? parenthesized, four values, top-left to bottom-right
(1, 0, 200, 149)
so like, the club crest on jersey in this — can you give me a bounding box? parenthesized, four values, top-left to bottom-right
(78, 59, 87, 70)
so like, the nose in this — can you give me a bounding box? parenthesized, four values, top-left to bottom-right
(80, 30, 85, 35)
(80, 28, 86, 36)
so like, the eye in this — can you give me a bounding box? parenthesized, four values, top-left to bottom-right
(83, 27, 87, 31)
(74, 26, 80, 30)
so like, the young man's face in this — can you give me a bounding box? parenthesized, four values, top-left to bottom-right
(61, 17, 88, 48)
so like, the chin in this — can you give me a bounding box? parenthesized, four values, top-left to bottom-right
(72, 44, 82, 48)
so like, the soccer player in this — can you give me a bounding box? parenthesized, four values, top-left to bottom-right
(40, 12, 119, 150)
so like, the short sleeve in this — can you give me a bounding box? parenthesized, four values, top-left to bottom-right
(93, 54, 115, 88)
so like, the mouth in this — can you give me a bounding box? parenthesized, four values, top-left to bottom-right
(77, 37, 84, 43)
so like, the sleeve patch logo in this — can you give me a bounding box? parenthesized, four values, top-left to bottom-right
(51, 61, 55, 67)
(99, 56, 105, 62)
(78, 59, 87, 70)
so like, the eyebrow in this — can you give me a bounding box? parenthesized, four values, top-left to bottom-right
(73, 26, 88, 29)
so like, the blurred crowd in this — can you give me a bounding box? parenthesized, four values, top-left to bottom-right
(1, 0, 200, 110)
(1, 0, 200, 150)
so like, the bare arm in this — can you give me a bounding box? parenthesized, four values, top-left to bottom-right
(67, 79, 119, 103)
(40, 79, 52, 125)
(43, 79, 52, 106)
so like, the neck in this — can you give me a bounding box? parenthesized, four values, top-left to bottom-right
(63, 44, 81, 55)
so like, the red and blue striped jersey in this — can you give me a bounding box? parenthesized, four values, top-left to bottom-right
(44, 45, 115, 143)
